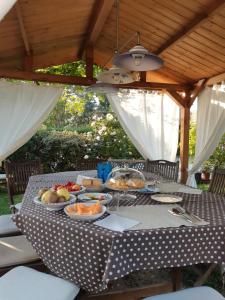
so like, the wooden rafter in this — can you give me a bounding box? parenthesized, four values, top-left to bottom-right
(155, 0, 225, 55)
(78, 0, 114, 58)
(0, 69, 193, 91)
(15, 2, 30, 56)
(189, 79, 207, 107)
(15, 1, 33, 71)
(165, 90, 186, 108)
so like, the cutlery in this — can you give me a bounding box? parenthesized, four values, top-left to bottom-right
(175, 206, 202, 223)
(169, 207, 200, 224)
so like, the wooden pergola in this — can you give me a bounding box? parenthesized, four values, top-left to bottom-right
(1, 0, 225, 183)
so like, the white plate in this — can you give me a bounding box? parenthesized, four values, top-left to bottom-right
(151, 194, 182, 203)
(69, 186, 86, 195)
(64, 203, 107, 221)
(33, 194, 76, 211)
(77, 193, 112, 205)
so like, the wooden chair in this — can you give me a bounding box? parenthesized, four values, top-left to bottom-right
(4, 159, 42, 206)
(144, 160, 179, 182)
(208, 168, 225, 195)
(108, 159, 146, 171)
(69, 159, 104, 171)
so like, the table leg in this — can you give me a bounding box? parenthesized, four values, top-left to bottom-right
(171, 267, 182, 291)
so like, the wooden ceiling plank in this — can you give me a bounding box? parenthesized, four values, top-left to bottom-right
(155, 0, 225, 55)
(78, 0, 114, 58)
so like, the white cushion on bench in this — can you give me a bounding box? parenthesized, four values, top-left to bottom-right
(0, 266, 80, 300)
(0, 214, 19, 235)
(144, 287, 224, 300)
(0, 235, 39, 267)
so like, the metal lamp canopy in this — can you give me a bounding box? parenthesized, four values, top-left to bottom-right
(87, 81, 119, 94)
(97, 66, 135, 84)
(114, 32, 164, 71)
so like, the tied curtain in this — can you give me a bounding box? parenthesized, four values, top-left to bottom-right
(187, 86, 225, 187)
(0, 0, 17, 21)
(107, 90, 180, 162)
(0, 80, 63, 162)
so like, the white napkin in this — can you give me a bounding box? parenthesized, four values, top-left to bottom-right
(158, 182, 202, 194)
(112, 205, 208, 230)
(177, 186, 202, 195)
(94, 214, 140, 232)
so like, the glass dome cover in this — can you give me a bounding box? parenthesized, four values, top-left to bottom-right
(106, 167, 146, 191)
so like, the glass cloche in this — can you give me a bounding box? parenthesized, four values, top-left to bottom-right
(106, 167, 146, 191)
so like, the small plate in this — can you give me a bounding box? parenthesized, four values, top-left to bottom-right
(64, 203, 107, 221)
(77, 193, 112, 205)
(151, 194, 182, 203)
(33, 194, 76, 211)
(69, 186, 86, 195)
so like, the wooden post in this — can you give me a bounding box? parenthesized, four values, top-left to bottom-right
(180, 105, 190, 184)
(86, 46, 94, 81)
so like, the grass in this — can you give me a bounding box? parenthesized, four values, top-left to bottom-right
(0, 185, 22, 215)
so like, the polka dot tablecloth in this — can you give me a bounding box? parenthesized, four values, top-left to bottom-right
(13, 171, 225, 293)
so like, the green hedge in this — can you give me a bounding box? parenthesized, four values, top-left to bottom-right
(9, 128, 141, 173)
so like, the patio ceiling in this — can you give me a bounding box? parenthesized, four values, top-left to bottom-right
(1, 0, 225, 85)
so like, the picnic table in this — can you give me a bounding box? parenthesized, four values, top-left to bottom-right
(14, 171, 225, 293)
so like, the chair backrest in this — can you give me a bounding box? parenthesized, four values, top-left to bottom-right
(144, 159, 179, 182)
(208, 168, 225, 195)
(108, 159, 146, 172)
(4, 160, 42, 202)
(68, 159, 104, 171)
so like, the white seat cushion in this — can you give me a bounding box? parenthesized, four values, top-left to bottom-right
(0, 266, 80, 300)
(0, 214, 20, 235)
(0, 235, 39, 267)
(144, 287, 224, 300)
(15, 202, 22, 211)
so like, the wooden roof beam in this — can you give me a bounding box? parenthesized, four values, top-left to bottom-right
(15, 2, 30, 55)
(155, 0, 225, 55)
(0, 69, 193, 91)
(15, 1, 33, 71)
(78, 0, 114, 59)
(189, 79, 207, 107)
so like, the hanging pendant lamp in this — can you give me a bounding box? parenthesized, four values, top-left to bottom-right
(97, 66, 135, 84)
(96, 0, 135, 85)
(113, 31, 164, 71)
(87, 81, 119, 94)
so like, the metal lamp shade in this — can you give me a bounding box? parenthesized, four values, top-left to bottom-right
(97, 66, 135, 84)
(87, 81, 119, 94)
(113, 45, 164, 71)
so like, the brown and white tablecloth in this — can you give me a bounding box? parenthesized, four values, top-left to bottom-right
(14, 171, 225, 293)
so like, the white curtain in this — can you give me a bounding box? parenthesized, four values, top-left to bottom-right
(107, 90, 180, 161)
(187, 86, 225, 187)
(0, 80, 63, 162)
(0, 0, 17, 21)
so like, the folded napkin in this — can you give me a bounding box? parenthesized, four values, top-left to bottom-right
(94, 214, 140, 232)
(158, 182, 202, 195)
(112, 205, 208, 230)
